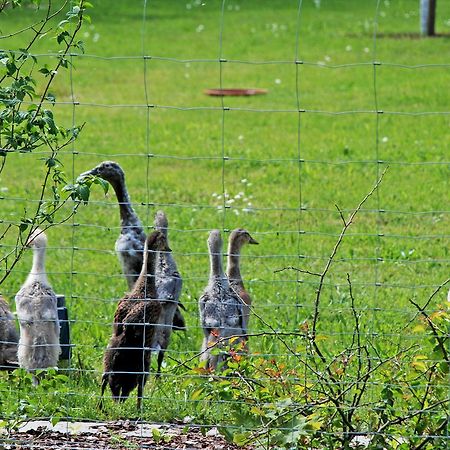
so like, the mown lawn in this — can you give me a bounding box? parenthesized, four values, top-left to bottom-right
(1, 0, 449, 446)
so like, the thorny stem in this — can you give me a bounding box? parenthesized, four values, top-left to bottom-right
(311, 168, 388, 342)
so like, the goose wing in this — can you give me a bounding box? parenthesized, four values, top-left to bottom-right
(223, 289, 246, 335)
(199, 290, 222, 335)
(115, 229, 146, 289)
(122, 301, 162, 349)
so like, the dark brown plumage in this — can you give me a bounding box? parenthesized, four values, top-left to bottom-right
(101, 231, 170, 408)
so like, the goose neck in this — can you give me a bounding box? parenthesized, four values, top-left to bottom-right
(110, 178, 136, 224)
(210, 249, 223, 278)
(27, 246, 48, 285)
(136, 246, 157, 298)
(227, 243, 242, 281)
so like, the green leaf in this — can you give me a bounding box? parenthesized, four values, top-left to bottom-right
(233, 432, 251, 446)
(93, 177, 109, 194)
(51, 415, 62, 427)
(45, 93, 56, 104)
(19, 222, 29, 232)
(77, 184, 90, 203)
(190, 388, 204, 401)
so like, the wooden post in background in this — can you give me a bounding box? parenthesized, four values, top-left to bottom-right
(420, 0, 437, 36)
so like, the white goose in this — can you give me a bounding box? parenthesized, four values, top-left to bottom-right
(15, 228, 60, 375)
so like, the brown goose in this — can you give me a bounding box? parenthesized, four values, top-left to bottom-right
(14, 229, 60, 376)
(101, 231, 169, 408)
(198, 230, 246, 370)
(78, 161, 186, 331)
(226, 229, 258, 331)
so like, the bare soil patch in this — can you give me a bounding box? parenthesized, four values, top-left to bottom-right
(0, 420, 251, 449)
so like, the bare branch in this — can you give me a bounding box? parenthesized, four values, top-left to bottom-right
(273, 266, 321, 277)
(377, 398, 449, 434)
(311, 167, 388, 341)
(335, 203, 347, 226)
(404, 278, 450, 329)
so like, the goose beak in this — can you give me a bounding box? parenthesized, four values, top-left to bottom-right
(77, 167, 99, 181)
(249, 236, 259, 245)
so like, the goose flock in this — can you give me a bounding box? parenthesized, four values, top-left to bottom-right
(0, 160, 258, 408)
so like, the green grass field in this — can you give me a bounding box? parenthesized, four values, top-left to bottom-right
(1, 0, 449, 446)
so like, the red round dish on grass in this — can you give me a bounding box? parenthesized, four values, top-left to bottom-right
(204, 88, 268, 96)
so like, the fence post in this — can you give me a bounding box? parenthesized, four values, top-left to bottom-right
(56, 294, 71, 361)
(420, 0, 437, 36)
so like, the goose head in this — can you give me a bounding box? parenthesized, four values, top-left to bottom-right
(229, 228, 259, 248)
(78, 160, 125, 184)
(208, 229, 223, 256)
(154, 210, 169, 235)
(25, 228, 48, 250)
(146, 230, 172, 254)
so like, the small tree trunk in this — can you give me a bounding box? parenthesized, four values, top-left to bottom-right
(420, 0, 437, 36)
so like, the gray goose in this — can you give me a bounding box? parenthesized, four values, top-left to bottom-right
(154, 210, 183, 375)
(15, 228, 60, 376)
(198, 230, 246, 370)
(0, 295, 19, 368)
(78, 161, 185, 330)
(101, 231, 169, 409)
(226, 229, 258, 332)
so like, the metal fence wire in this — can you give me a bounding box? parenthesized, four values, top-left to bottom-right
(0, 0, 449, 449)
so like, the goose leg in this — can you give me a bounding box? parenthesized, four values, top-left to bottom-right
(156, 350, 165, 378)
(98, 375, 108, 410)
(137, 378, 143, 409)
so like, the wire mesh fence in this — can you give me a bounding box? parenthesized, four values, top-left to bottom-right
(0, 0, 449, 448)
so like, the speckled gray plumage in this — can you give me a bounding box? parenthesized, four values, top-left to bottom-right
(15, 229, 60, 372)
(79, 161, 185, 331)
(154, 210, 183, 374)
(199, 230, 246, 370)
(0, 295, 18, 366)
